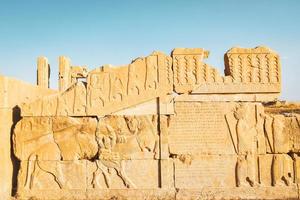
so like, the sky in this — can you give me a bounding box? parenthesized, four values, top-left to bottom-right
(0, 0, 299, 100)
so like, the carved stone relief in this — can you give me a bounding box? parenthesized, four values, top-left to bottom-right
(14, 115, 159, 193)
(7, 47, 300, 199)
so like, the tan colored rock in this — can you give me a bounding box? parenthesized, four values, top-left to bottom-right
(174, 155, 237, 188)
(160, 159, 174, 188)
(86, 52, 173, 116)
(17, 160, 87, 191)
(70, 65, 88, 85)
(175, 93, 280, 102)
(272, 154, 294, 186)
(52, 117, 98, 160)
(172, 48, 222, 93)
(37, 56, 50, 88)
(258, 154, 273, 186)
(159, 115, 170, 159)
(224, 46, 281, 84)
(168, 102, 238, 155)
(87, 160, 160, 189)
(13, 117, 59, 161)
(173, 46, 281, 102)
(176, 187, 298, 200)
(0, 76, 56, 199)
(58, 56, 71, 92)
(2, 47, 300, 200)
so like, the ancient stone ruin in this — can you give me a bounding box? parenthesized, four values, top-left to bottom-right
(1, 46, 300, 199)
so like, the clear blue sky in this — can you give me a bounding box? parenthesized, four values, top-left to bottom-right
(0, 0, 299, 100)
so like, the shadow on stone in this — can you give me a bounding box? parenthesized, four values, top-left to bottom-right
(10, 105, 21, 196)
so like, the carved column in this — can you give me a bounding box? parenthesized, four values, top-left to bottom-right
(59, 56, 71, 91)
(37, 56, 50, 88)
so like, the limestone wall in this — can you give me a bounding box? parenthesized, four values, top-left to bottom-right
(0, 76, 56, 199)
(2, 46, 300, 200)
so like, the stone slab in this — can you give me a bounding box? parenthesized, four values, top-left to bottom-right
(175, 93, 279, 102)
(176, 186, 298, 200)
(87, 160, 160, 189)
(174, 155, 237, 188)
(169, 102, 237, 155)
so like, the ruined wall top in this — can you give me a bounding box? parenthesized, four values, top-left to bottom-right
(22, 46, 281, 117)
(9, 46, 300, 200)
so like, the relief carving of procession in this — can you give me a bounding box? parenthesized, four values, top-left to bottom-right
(13, 115, 159, 190)
(225, 103, 295, 187)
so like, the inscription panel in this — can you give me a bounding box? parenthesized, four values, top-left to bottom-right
(169, 102, 236, 155)
(174, 155, 236, 188)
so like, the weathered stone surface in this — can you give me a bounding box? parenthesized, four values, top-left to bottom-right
(1, 47, 300, 199)
(87, 160, 160, 189)
(176, 187, 298, 200)
(86, 52, 173, 116)
(0, 76, 56, 199)
(173, 46, 281, 100)
(17, 160, 87, 191)
(168, 102, 267, 156)
(37, 57, 50, 89)
(174, 155, 237, 188)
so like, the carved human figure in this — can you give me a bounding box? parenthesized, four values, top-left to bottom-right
(255, 105, 267, 155)
(110, 77, 124, 102)
(127, 63, 141, 95)
(124, 116, 159, 158)
(145, 56, 158, 90)
(272, 154, 293, 186)
(92, 120, 136, 189)
(273, 115, 289, 153)
(271, 116, 293, 186)
(234, 105, 257, 187)
(89, 73, 109, 108)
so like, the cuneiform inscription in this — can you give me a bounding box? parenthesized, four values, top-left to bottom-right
(169, 102, 235, 155)
(175, 155, 236, 188)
